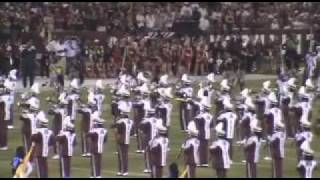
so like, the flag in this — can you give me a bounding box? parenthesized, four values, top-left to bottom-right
(179, 166, 188, 178)
(13, 146, 34, 178)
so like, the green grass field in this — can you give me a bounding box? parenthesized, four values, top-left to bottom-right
(0, 79, 320, 178)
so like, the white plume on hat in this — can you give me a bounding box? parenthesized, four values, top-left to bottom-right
(287, 78, 296, 87)
(137, 72, 148, 83)
(58, 92, 68, 104)
(87, 90, 96, 105)
(119, 74, 128, 85)
(139, 83, 150, 94)
(305, 78, 314, 89)
(4, 79, 14, 91)
(187, 121, 199, 135)
(206, 73, 215, 82)
(37, 111, 49, 124)
(262, 80, 271, 91)
(65, 121, 75, 130)
(9, 69, 17, 80)
(159, 74, 169, 85)
(220, 79, 230, 90)
(163, 87, 173, 98)
(181, 74, 191, 83)
(31, 83, 40, 94)
(268, 92, 278, 103)
(117, 84, 130, 96)
(215, 122, 225, 135)
(95, 80, 105, 89)
(240, 88, 250, 97)
(245, 97, 255, 109)
(298, 86, 306, 96)
(223, 98, 233, 109)
(70, 79, 79, 89)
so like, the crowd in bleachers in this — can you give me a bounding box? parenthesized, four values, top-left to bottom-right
(0, 2, 319, 84)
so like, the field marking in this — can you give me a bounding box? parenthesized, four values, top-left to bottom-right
(71, 167, 148, 177)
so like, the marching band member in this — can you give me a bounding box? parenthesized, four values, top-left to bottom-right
(149, 123, 169, 178)
(215, 79, 231, 115)
(295, 120, 313, 161)
(269, 121, 286, 178)
(56, 121, 76, 178)
(216, 99, 237, 162)
(176, 74, 193, 131)
(235, 88, 251, 142)
(297, 146, 317, 178)
(19, 97, 40, 153)
(181, 121, 200, 178)
(294, 86, 312, 132)
(48, 91, 71, 159)
(112, 104, 134, 176)
(243, 124, 262, 178)
(194, 102, 213, 167)
(94, 80, 105, 115)
(209, 122, 231, 178)
(305, 78, 315, 107)
(5, 69, 17, 129)
(19, 82, 41, 110)
(196, 73, 215, 114)
(31, 112, 54, 178)
(255, 80, 272, 136)
(66, 79, 80, 123)
(263, 92, 281, 161)
(239, 97, 257, 142)
(87, 114, 108, 178)
(157, 74, 170, 94)
(0, 80, 13, 150)
(139, 108, 162, 173)
(77, 89, 96, 156)
(280, 77, 296, 138)
(157, 87, 173, 128)
(137, 83, 152, 152)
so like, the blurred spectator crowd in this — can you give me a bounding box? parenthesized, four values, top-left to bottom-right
(0, 2, 319, 82)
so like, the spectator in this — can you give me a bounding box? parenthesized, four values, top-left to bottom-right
(180, 2, 193, 19)
(20, 40, 36, 88)
(145, 12, 155, 32)
(199, 15, 210, 35)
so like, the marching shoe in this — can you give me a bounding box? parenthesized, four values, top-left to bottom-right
(135, 150, 142, 153)
(52, 154, 60, 159)
(0, 146, 8, 151)
(7, 125, 14, 129)
(96, 176, 102, 178)
(116, 172, 122, 176)
(201, 164, 209, 167)
(122, 172, 128, 176)
(241, 160, 246, 163)
(81, 153, 87, 157)
(264, 156, 271, 161)
(143, 169, 151, 173)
